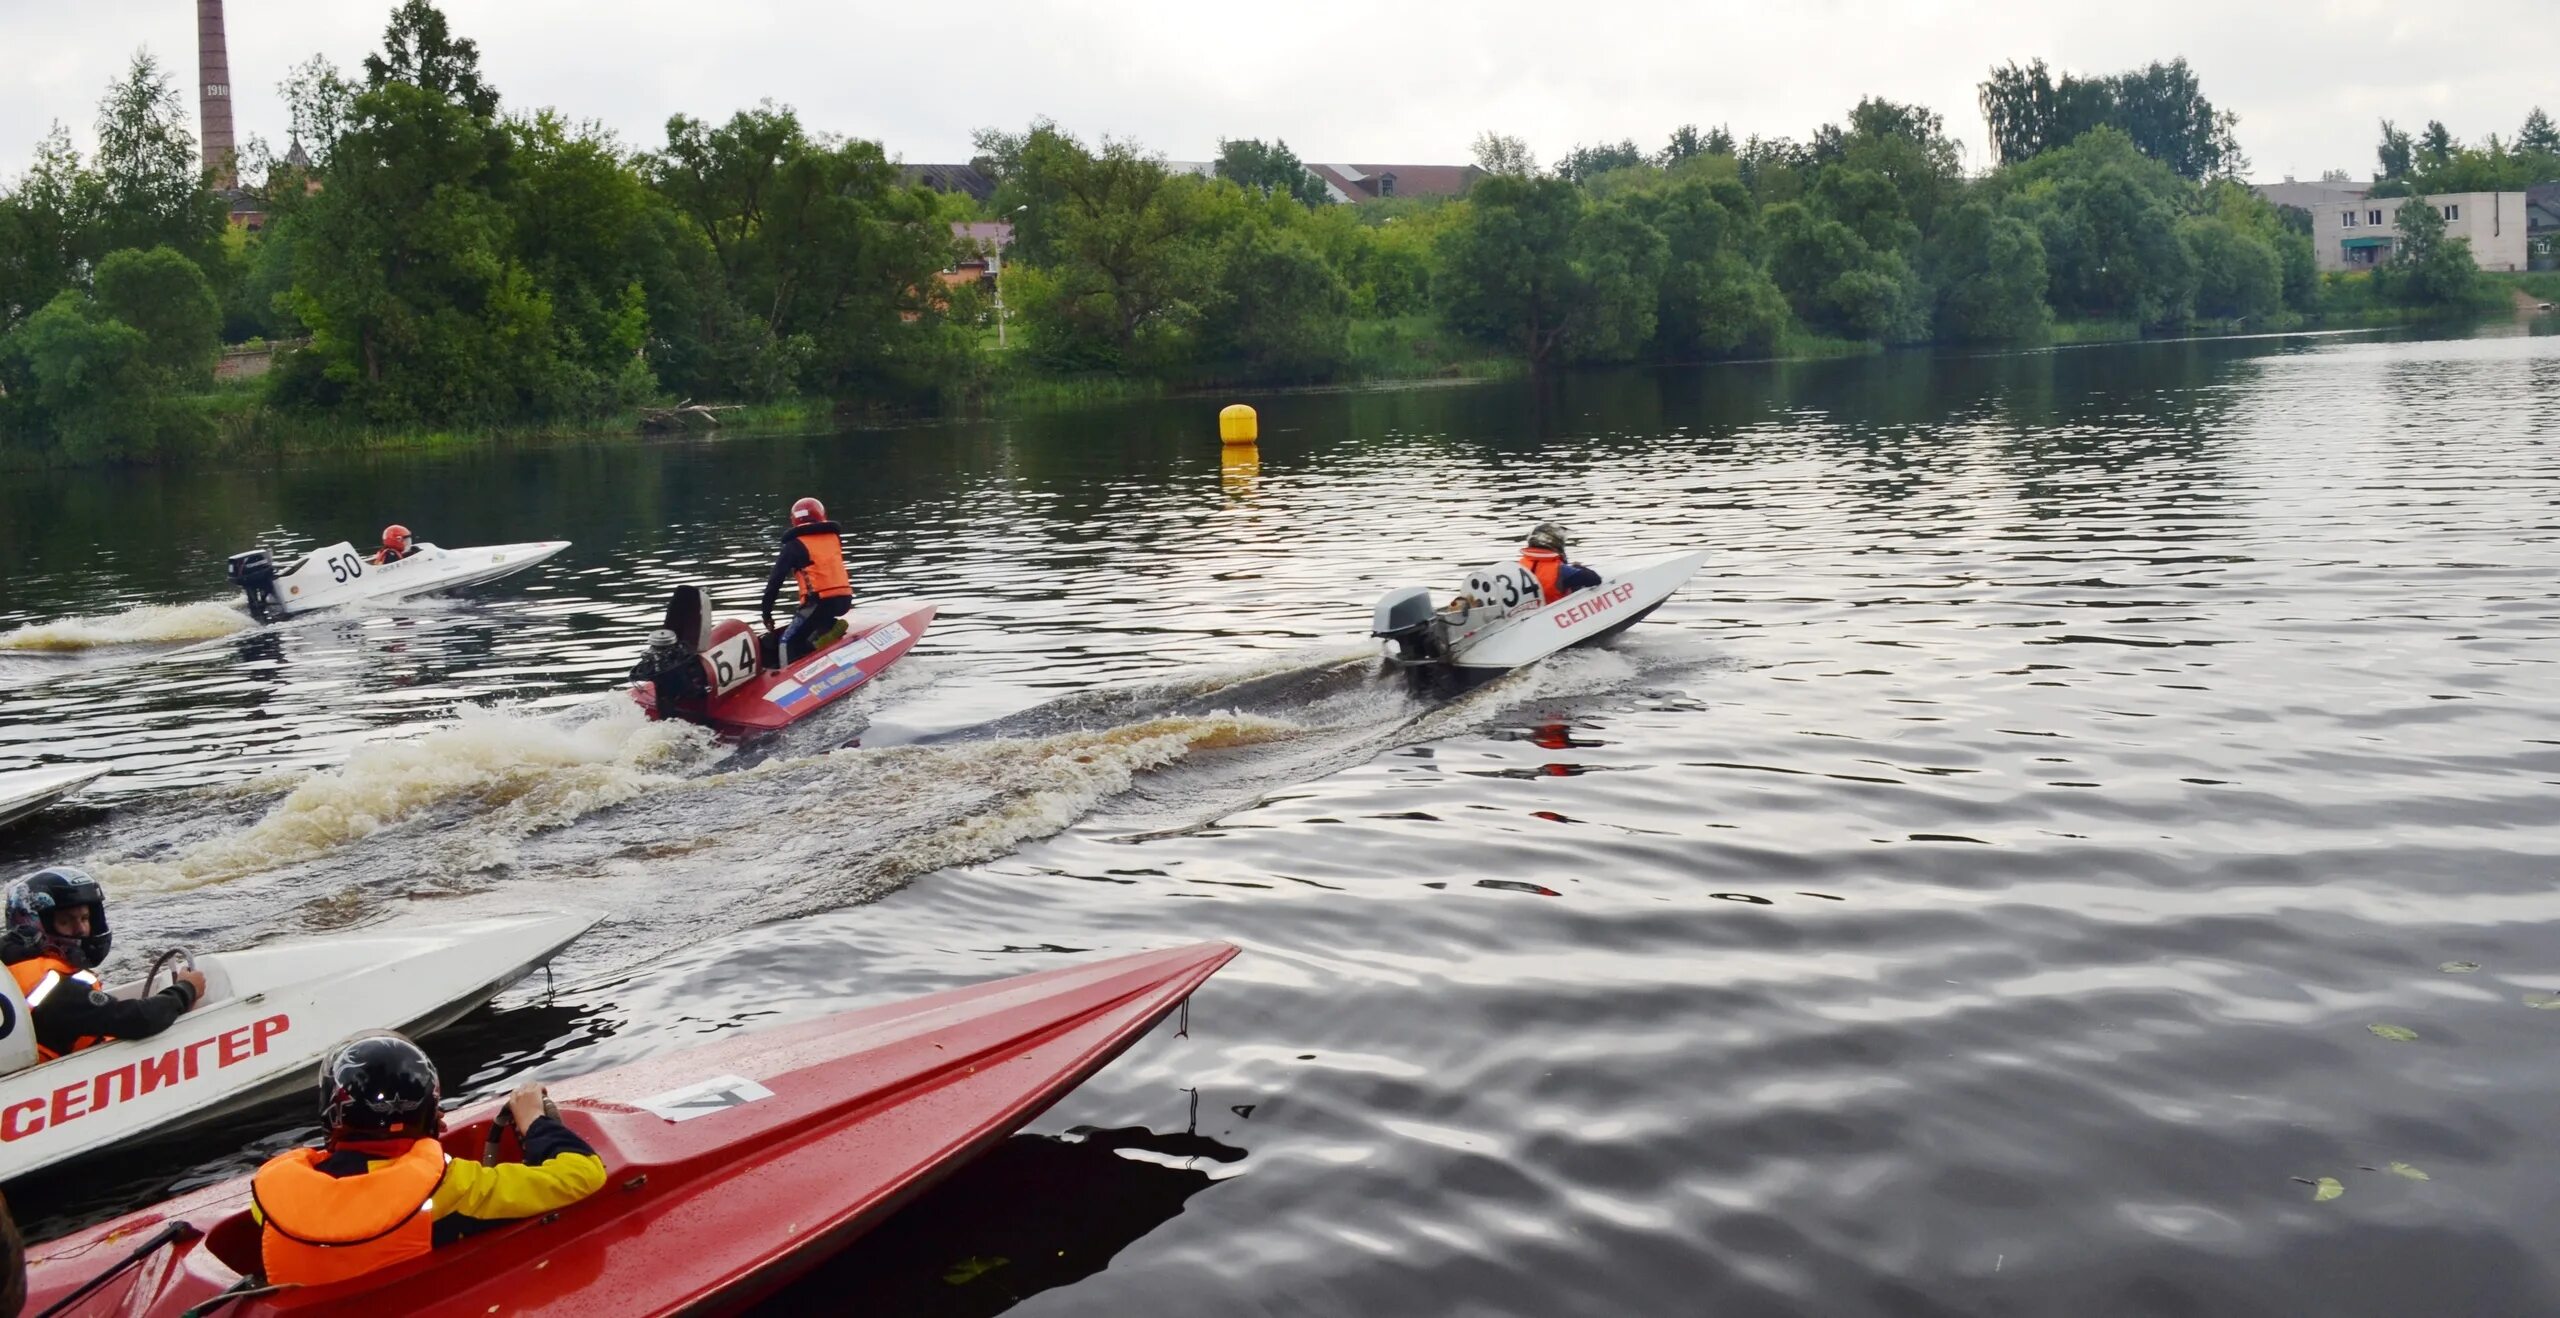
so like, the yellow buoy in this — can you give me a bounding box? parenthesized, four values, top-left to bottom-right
(1219, 404, 1259, 446)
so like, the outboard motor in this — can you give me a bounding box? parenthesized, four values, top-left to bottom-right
(1371, 586, 1445, 666)
(629, 586, 719, 708)
(629, 627, 710, 706)
(226, 549, 279, 622)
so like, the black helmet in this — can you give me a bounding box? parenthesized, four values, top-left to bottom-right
(318, 1033, 442, 1142)
(1526, 522, 1570, 553)
(3, 867, 112, 970)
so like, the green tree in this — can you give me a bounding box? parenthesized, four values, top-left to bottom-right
(1565, 202, 1669, 360)
(1996, 128, 2197, 326)
(1658, 125, 1734, 167)
(280, 55, 359, 168)
(1001, 135, 1223, 370)
(1810, 167, 1918, 255)
(0, 286, 211, 463)
(2520, 107, 2560, 158)
(2376, 120, 2414, 181)
(365, 0, 499, 118)
(1557, 140, 1648, 186)
(0, 56, 225, 331)
(1302, 201, 1443, 316)
(1927, 200, 2050, 342)
(2179, 216, 2279, 319)
(1214, 138, 1329, 207)
(89, 52, 228, 269)
(1764, 201, 1919, 340)
(507, 114, 664, 401)
(1205, 225, 1350, 378)
(1979, 57, 2241, 179)
(2202, 179, 2317, 313)
(0, 295, 156, 460)
(2416, 120, 2457, 173)
(1471, 132, 1538, 178)
(93, 246, 220, 381)
(0, 127, 88, 331)
(1621, 179, 1786, 357)
(281, 2, 579, 421)
(1817, 98, 1964, 231)
(1436, 175, 1663, 369)
(650, 105, 959, 397)
(2380, 198, 2482, 309)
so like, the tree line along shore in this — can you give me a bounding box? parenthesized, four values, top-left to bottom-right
(3, 1, 2553, 468)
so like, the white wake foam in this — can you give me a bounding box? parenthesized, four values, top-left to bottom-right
(0, 602, 252, 652)
(100, 702, 718, 891)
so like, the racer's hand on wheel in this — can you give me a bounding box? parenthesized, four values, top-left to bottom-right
(504, 1083, 550, 1133)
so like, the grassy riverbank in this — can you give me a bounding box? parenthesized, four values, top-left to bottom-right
(10, 295, 2541, 473)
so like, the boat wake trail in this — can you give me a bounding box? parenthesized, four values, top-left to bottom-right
(95, 703, 724, 893)
(85, 640, 1676, 969)
(0, 602, 252, 652)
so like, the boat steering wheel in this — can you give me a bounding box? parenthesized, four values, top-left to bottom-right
(479, 1096, 563, 1166)
(143, 948, 195, 998)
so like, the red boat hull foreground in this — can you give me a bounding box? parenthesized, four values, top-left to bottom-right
(633, 597, 937, 738)
(24, 942, 1240, 1318)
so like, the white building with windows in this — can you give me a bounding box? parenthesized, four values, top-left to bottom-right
(2316, 192, 2529, 273)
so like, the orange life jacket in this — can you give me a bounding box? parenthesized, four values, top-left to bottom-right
(253, 1138, 447, 1288)
(8, 954, 103, 1061)
(792, 529, 853, 604)
(1518, 547, 1566, 603)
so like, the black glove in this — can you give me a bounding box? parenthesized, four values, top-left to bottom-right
(761, 614, 777, 633)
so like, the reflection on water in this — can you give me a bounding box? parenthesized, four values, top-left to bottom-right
(6, 325, 2560, 1313)
(759, 1124, 1245, 1317)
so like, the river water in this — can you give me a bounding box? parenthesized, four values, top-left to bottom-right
(3, 324, 2559, 1314)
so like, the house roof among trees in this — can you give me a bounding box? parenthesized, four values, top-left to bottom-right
(1306, 163, 1483, 203)
(904, 163, 996, 203)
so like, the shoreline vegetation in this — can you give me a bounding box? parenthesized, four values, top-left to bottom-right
(4, 4, 2554, 471)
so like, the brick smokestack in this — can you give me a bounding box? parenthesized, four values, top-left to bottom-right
(198, 0, 236, 187)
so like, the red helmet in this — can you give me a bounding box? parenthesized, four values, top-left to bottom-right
(790, 498, 826, 527)
(382, 524, 412, 552)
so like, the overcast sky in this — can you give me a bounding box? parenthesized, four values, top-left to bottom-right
(3, 0, 2554, 186)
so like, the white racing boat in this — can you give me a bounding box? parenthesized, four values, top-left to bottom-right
(1372, 550, 1707, 680)
(0, 910, 598, 1181)
(0, 766, 107, 832)
(224, 539, 571, 622)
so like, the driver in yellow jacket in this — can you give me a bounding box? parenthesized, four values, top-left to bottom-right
(249, 1034, 604, 1288)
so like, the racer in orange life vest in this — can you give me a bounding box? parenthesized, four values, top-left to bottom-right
(1517, 522, 1602, 603)
(760, 496, 855, 664)
(2, 868, 205, 1062)
(250, 1034, 606, 1289)
(374, 525, 420, 566)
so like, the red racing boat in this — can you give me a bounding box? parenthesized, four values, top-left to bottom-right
(629, 585, 936, 738)
(21, 941, 1238, 1317)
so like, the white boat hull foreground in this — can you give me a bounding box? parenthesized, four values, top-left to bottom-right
(1373, 550, 1707, 676)
(0, 766, 107, 832)
(225, 540, 571, 622)
(0, 910, 598, 1181)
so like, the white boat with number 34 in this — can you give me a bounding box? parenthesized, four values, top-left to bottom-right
(1372, 550, 1707, 678)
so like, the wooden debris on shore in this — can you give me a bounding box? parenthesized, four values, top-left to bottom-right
(640, 401, 744, 432)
